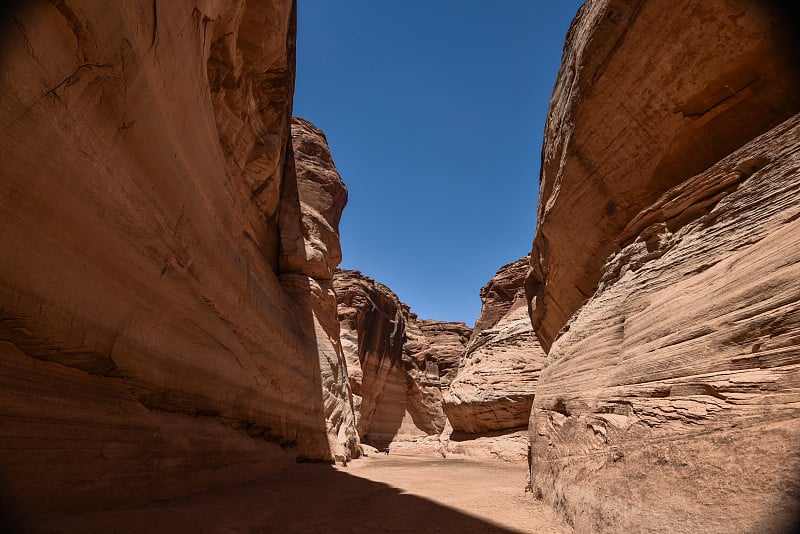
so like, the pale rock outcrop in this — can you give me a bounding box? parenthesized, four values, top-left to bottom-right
(446, 430, 530, 463)
(0, 0, 355, 519)
(334, 269, 471, 447)
(446, 257, 545, 434)
(527, 1, 800, 532)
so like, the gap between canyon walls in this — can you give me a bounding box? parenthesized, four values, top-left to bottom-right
(4, 1, 800, 532)
(332, 260, 548, 463)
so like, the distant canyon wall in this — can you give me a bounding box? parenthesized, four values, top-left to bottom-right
(334, 269, 470, 448)
(334, 260, 545, 463)
(445, 257, 544, 434)
(0, 0, 356, 517)
(527, 1, 800, 532)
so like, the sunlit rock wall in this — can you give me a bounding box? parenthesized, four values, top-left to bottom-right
(446, 257, 545, 434)
(0, 0, 355, 518)
(527, 1, 800, 531)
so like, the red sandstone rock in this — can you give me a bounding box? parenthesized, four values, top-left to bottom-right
(527, 1, 800, 531)
(280, 117, 348, 281)
(445, 257, 545, 434)
(0, 0, 355, 518)
(335, 269, 412, 445)
(402, 316, 472, 438)
(527, 0, 800, 352)
(334, 269, 471, 448)
(407, 319, 470, 389)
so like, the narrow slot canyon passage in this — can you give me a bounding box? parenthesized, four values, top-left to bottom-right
(2, 1, 800, 533)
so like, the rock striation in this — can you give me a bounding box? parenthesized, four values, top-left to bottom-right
(527, 1, 800, 532)
(405, 319, 470, 390)
(446, 257, 545, 434)
(527, 0, 800, 352)
(0, 0, 355, 519)
(334, 269, 471, 447)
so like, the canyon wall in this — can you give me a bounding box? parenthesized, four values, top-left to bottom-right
(335, 269, 470, 448)
(402, 316, 472, 437)
(335, 263, 544, 462)
(527, 1, 800, 532)
(0, 0, 356, 518)
(445, 257, 544, 435)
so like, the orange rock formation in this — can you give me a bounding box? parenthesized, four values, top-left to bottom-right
(526, 1, 800, 531)
(334, 269, 470, 448)
(0, 0, 356, 518)
(446, 257, 545, 434)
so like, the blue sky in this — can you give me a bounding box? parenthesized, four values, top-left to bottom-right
(294, 1, 583, 326)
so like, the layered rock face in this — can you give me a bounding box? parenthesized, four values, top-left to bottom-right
(446, 257, 545, 434)
(335, 269, 471, 447)
(402, 316, 472, 439)
(406, 319, 470, 389)
(0, 0, 355, 518)
(281, 116, 356, 458)
(527, 0, 800, 352)
(527, 1, 800, 532)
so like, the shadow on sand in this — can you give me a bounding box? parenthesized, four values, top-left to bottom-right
(36, 463, 522, 534)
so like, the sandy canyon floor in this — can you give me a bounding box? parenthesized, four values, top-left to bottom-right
(37, 455, 572, 533)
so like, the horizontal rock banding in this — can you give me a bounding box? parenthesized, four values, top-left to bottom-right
(446, 257, 545, 433)
(527, 1, 800, 531)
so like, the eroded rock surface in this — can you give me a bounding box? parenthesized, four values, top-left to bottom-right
(446, 257, 545, 434)
(405, 319, 470, 389)
(527, 0, 800, 351)
(527, 1, 800, 531)
(280, 117, 348, 280)
(335, 269, 411, 445)
(0, 0, 355, 518)
(334, 269, 471, 448)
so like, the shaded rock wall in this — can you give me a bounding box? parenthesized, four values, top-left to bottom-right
(0, 0, 355, 517)
(334, 269, 470, 447)
(446, 257, 545, 434)
(527, 1, 800, 531)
